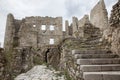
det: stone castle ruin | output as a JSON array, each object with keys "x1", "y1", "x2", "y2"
[
  {"x1": 2, "y1": 0, "x2": 120, "y2": 80},
  {"x1": 4, "y1": 0, "x2": 108, "y2": 51},
  {"x1": 4, "y1": 15, "x2": 63, "y2": 50}
]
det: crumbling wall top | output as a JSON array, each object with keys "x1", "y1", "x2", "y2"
[{"x1": 78, "y1": 15, "x2": 89, "y2": 28}]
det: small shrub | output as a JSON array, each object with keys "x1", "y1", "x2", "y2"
[{"x1": 33, "y1": 55, "x2": 43, "y2": 65}]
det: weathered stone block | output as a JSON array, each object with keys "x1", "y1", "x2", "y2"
[
  {"x1": 77, "y1": 58, "x2": 120, "y2": 65},
  {"x1": 83, "y1": 72, "x2": 120, "y2": 80},
  {"x1": 80, "y1": 65, "x2": 120, "y2": 72},
  {"x1": 74, "y1": 54, "x2": 119, "y2": 59}
]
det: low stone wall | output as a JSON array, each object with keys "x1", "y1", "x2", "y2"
[{"x1": 60, "y1": 49, "x2": 82, "y2": 80}]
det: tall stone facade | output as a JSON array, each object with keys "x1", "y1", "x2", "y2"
[
  {"x1": 4, "y1": 15, "x2": 63, "y2": 51},
  {"x1": 90, "y1": 0, "x2": 108, "y2": 30}
]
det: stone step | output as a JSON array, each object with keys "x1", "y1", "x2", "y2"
[
  {"x1": 74, "y1": 54, "x2": 119, "y2": 59},
  {"x1": 72, "y1": 50, "x2": 111, "y2": 55},
  {"x1": 80, "y1": 64, "x2": 120, "y2": 72},
  {"x1": 83, "y1": 71, "x2": 120, "y2": 80},
  {"x1": 77, "y1": 58, "x2": 120, "y2": 65}
]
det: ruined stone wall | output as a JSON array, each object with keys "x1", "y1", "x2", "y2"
[
  {"x1": 11, "y1": 47, "x2": 34, "y2": 77},
  {"x1": 65, "y1": 20, "x2": 69, "y2": 36},
  {"x1": 65, "y1": 20, "x2": 74, "y2": 37},
  {"x1": 60, "y1": 49, "x2": 77, "y2": 80},
  {"x1": 0, "y1": 48, "x2": 6, "y2": 80},
  {"x1": 18, "y1": 16, "x2": 63, "y2": 48},
  {"x1": 4, "y1": 14, "x2": 22, "y2": 51},
  {"x1": 18, "y1": 22, "x2": 38, "y2": 48},
  {"x1": 4, "y1": 15, "x2": 63, "y2": 49},
  {"x1": 68, "y1": 25, "x2": 73, "y2": 36},
  {"x1": 71, "y1": 15, "x2": 90, "y2": 38},
  {"x1": 78, "y1": 23, "x2": 101, "y2": 39},
  {"x1": 110, "y1": 0, "x2": 120, "y2": 27},
  {"x1": 4, "y1": 14, "x2": 15, "y2": 51},
  {"x1": 72, "y1": 17, "x2": 78, "y2": 36},
  {"x1": 71, "y1": 15, "x2": 101, "y2": 39},
  {"x1": 109, "y1": 0, "x2": 120, "y2": 55},
  {"x1": 90, "y1": 0, "x2": 108, "y2": 30},
  {"x1": 78, "y1": 15, "x2": 89, "y2": 28},
  {"x1": 77, "y1": 15, "x2": 90, "y2": 37}
]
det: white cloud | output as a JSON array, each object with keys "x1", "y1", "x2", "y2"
[{"x1": 0, "y1": 0, "x2": 118, "y2": 47}]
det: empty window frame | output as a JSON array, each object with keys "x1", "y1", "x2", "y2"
[
  {"x1": 41, "y1": 25, "x2": 46, "y2": 30},
  {"x1": 49, "y1": 38, "x2": 54, "y2": 44},
  {"x1": 33, "y1": 24, "x2": 36, "y2": 27},
  {"x1": 50, "y1": 25, "x2": 54, "y2": 31}
]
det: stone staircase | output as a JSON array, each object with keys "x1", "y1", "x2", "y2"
[{"x1": 72, "y1": 50, "x2": 120, "y2": 80}]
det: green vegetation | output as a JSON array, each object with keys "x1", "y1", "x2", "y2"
[
  {"x1": 63, "y1": 70, "x2": 73, "y2": 80},
  {"x1": 55, "y1": 72, "x2": 63, "y2": 77},
  {"x1": 4, "y1": 50, "x2": 15, "y2": 79},
  {"x1": 33, "y1": 55, "x2": 43, "y2": 65}
]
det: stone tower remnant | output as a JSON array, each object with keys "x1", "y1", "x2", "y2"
[{"x1": 90, "y1": 0, "x2": 108, "y2": 30}]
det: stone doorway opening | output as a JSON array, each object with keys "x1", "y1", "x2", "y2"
[{"x1": 45, "y1": 48, "x2": 50, "y2": 63}]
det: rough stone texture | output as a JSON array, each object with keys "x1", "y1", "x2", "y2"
[
  {"x1": 4, "y1": 15, "x2": 64, "y2": 79},
  {"x1": 12, "y1": 47, "x2": 34, "y2": 77},
  {"x1": 72, "y1": 17, "x2": 78, "y2": 36},
  {"x1": 110, "y1": 0, "x2": 120, "y2": 27},
  {"x1": 78, "y1": 15, "x2": 89, "y2": 28},
  {"x1": 78, "y1": 22, "x2": 101, "y2": 39},
  {"x1": 60, "y1": 48, "x2": 76, "y2": 80},
  {"x1": 65, "y1": 20, "x2": 69, "y2": 36},
  {"x1": 60, "y1": 48, "x2": 120, "y2": 80},
  {"x1": 3, "y1": 0, "x2": 120, "y2": 80},
  {"x1": 40, "y1": 46, "x2": 61, "y2": 69},
  {"x1": 4, "y1": 0, "x2": 110, "y2": 52},
  {"x1": 4, "y1": 14, "x2": 15, "y2": 51},
  {"x1": 111, "y1": 28, "x2": 120, "y2": 55},
  {"x1": 68, "y1": 25, "x2": 73, "y2": 36},
  {"x1": 90, "y1": 0, "x2": 108, "y2": 30},
  {"x1": 70, "y1": 14, "x2": 102, "y2": 40},
  {"x1": 0, "y1": 48, "x2": 6, "y2": 79},
  {"x1": 109, "y1": 0, "x2": 120, "y2": 55},
  {"x1": 4, "y1": 15, "x2": 63, "y2": 51},
  {"x1": 83, "y1": 72, "x2": 120, "y2": 80},
  {"x1": 77, "y1": 15, "x2": 90, "y2": 38},
  {"x1": 60, "y1": 36, "x2": 106, "y2": 80},
  {"x1": 1, "y1": 46, "x2": 34, "y2": 80}
]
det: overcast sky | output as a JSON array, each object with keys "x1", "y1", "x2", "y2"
[{"x1": 0, "y1": 0, "x2": 118, "y2": 47}]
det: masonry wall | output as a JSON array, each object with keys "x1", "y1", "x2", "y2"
[
  {"x1": 4, "y1": 14, "x2": 15, "y2": 51},
  {"x1": 78, "y1": 15, "x2": 89, "y2": 28},
  {"x1": 4, "y1": 15, "x2": 63, "y2": 49},
  {"x1": 90, "y1": 0, "x2": 108, "y2": 30},
  {"x1": 72, "y1": 17, "x2": 78, "y2": 36},
  {"x1": 109, "y1": 0, "x2": 120, "y2": 55}
]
